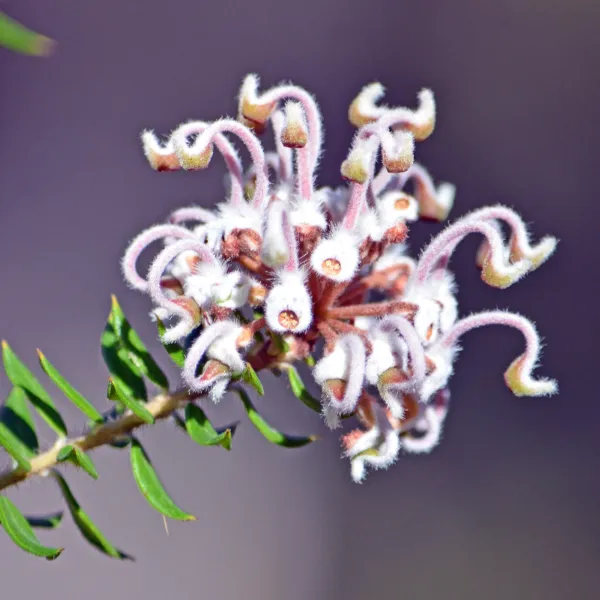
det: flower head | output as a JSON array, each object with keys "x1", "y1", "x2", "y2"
[{"x1": 123, "y1": 74, "x2": 558, "y2": 482}]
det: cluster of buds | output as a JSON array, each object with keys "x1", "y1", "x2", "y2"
[{"x1": 122, "y1": 74, "x2": 558, "y2": 483}]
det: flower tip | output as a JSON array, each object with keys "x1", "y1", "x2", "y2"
[
  {"x1": 348, "y1": 82, "x2": 385, "y2": 128},
  {"x1": 481, "y1": 257, "x2": 532, "y2": 289},
  {"x1": 511, "y1": 235, "x2": 558, "y2": 270},
  {"x1": 504, "y1": 356, "x2": 558, "y2": 397},
  {"x1": 173, "y1": 138, "x2": 214, "y2": 171}
]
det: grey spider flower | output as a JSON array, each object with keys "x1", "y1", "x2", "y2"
[{"x1": 122, "y1": 74, "x2": 558, "y2": 483}]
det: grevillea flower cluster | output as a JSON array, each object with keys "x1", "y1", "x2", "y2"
[{"x1": 122, "y1": 74, "x2": 558, "y2": 483}]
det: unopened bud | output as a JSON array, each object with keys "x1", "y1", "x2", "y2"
[
  {"x1": 141, "y1": 130, "x2": 180, "y2": 171},
  {"x1": 281, "y1": 101, "x2": 308, "y2": 148},
  {"x1": 348, "y1": 82, "x2": 385, "y2": 128}
]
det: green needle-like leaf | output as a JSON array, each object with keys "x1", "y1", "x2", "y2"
[
  {"x1": 26, "y1": 512, "x2": 63, "y2": 529},
  {"x1": 0, "y1": 387, "x2": 38, "y2": 458},
  {"x1": 0, "y1": 12, "x2": 55, "y2": 56},
  {"x1": 130, "y1": 438, "x2": 196, "y2": 521},
  {"x1": 234, "y1": 387, "x2": 316, "y2": 448},
  {"x1": 37, "y1": 350, "x2": 104, "y2": 424},
  {"x1": 2, "y1": 341, "x2": 67, "y2": 437},
  {"x1": 233, "y1": 363, "x2": 264, "y2": 396},
  {"x1": 109, "y1": 296, "x2": 169, "y2": 390},
  {"x1": 54, "y1": 473, "x2": 132, "y2": 560},
  {"x1": 0, "y1": 425, "x2": 31, "y2": 471},
  {"x1": 184, "y1": 403, "x2": 235, "y2": 451},
  {"x1": 0, "y1": 496, "x2": 63, "y2": 560},
  {"x1": 57, "y1": 445, "x2": 99, "y2": 480},
  {"x1": 109, "y1": 377, "x2": 154, "y2": 425},
  {"x1": 287, "y1": 366, "x2": 322, "y2": 413},
  {"x1": 156, "y1": 318, "x2": 185, "y2": 367}
]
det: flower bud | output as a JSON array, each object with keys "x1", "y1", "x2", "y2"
[
  {"x1": 238, "y1": 74, "x2": 277, "y2": 131},
  {"x1": 348, "y1": 82, "x2": 385, "y2": 127},
  {"x1": 281, "y1": 101, "x2": 308, "y2": 148},
  {"x1": 381, "y1": 130, "x2": 415, "y2": 173},
  {"x1": 141, "y1": 130, "x2": 180, "y2": 171}
]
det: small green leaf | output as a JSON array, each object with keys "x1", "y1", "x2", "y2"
[
  {"x1": 37, "y1": 350, "x2": 104, "y2": 424},
  {"x1": 54, "y1": 473, "x2": 132, "y2": 560},
  {"x1": 130, "y1": 438, "x2": 196, "y2": 521},
  {"x1": 57, "y1": 445, "x2": 99, "y2": 480},
  {"x1": 0, "y1": 496, "x2": 63, "y2": 560},
  {"x1": 239, "y1": 363, "x2": 264, "y2": 396},
  {"x1": 0, "y1": 12, "x2": 55, "y2": 56},
  {"x1": 304, "y1": 354, "x2": 316, "y2": 367},
  {"x1": 26, "y1": 512, "x2": 63, "y2": 529},
  {"x1": 109, "y1": 377, "x2": 154, "y2": 425},
  {"x1": 269, "y1": 332, "x2": 290, "y2": 354},
  {"x1": 0, "y1": 387, "x2": 38, "y2": 458},
  {"x1": 234, "y1": 387, "x2": 316, "y2": 448},
  {"x1": 156, "y1": 318, "x2": 185, "y2": 367},
  {"x1": 109, "y1": 296, "x2": 169, "y2": 390},
  {"x1": 101, "y1": 300, "x2": 148, "y2": 404},
  {"x1": 0, "y1": 400, "x2": 32, "y2": 471},
  {"x1": 2, "y1": 341, "x2": 67, "y2": 437},
  {"x1": 287, "y1": 366, "x2": 322, "y2": 413},
  {"x1": 184, "y1": 403, "x2": 234, "y2": 451}
]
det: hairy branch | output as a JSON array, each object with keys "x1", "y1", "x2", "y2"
[{"x1": 0, "y1": 390, "x2": 192, "y2": 492}]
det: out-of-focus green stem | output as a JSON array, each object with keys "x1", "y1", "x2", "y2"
[{"x1": 0, "y1": 12, "x2": 55, "y2": 56}]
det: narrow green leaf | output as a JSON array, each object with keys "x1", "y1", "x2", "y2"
[
  {"x1": 56, "y1": 445, "x2": 99, "y2": 480},
  {"x1": 26, "y1": 512, "x2": 63, "y2": 529},
  {"x1": 0, "y1": 496, "x2": 63, "y2": 560},
  {"x1": 184, "y1": 403, "x2": 234, "y2": 451},
  {"x1": 109, "y1": 377, "x2": 154, "y2": 425},
  {"x1": 2, "y1": 341, "x2": 67, "y2": 437},
  {"x1": 156, "y1": 318, "x2": 185, "y2": 367},
  {"x1": 234, "y1": 387, "x2": 316, "y2": 448},
  {"x1": 0, "y1": 409, "x2": 31, "y2": 471},
  {"x1": 0, "y1": 12, "x2": 55, "y2": 56},
  {"x1": 57, "y1": 445, "x2": 73, "y2": 462},
  {"x1": 101, "y1": 328, "x2": 147, "y2": 401},
  {"x1": 54, "y1": 473, "x2": 132, "y2": 560},
  {"x1": 304, "y1": 354, "x2": 316, "y2": 367},
  {"x1": 0, "y1": 387, "x2": 38, "y2": 458},
  {"x1": 240, "y1": 363, "x2": 264, "y2": 396},
  {"x1": 37, "y1": 350, "x2": 104, "y2": 424},
  {"x1": 72, "y1": 447, "x2": 98, "y2": 480},
  {"x1": 109, "y1": 296, "x2": 169, "y2": 390},
  {"x1": 287, "y1": 366, "x2": 322, "y2": 413},
  {"x1": 269, "y1": 332, "x2": 290, "y2": 354},
  {"x1": 130, "y1": 438, "x2": 196, "y2": 521}
]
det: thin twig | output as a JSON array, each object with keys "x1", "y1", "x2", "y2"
[{"x1": 0, "y1": 390, "x2": 193, "y2": 492}]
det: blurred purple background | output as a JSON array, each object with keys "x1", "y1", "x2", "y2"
[{"x1": 0, "y1": 0, "x2": 598, "y2": 598}]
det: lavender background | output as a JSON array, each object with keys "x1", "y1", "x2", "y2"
[{"x1": 0, "y1": 0, "x2": 598, "y2": 598}]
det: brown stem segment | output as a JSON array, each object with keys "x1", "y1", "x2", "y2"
[
  {"x1": 0, "y1": 390, "x2": 193, "y2": 492},
  {"x1": 326, "y1": 300, "x2": 418, "y2": 320}
]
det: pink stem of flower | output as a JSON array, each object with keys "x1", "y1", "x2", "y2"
[
  {"x1": 260, "y1": 86, "x2": 322, "y2": 174},
  {"x1": 183, "y1": 321, "x2": 240, "y2": 390},
  {"x1": 414, "y1": 219, "x2": 507, "y2": 283},
  {"x1": 271, "y1": 110, "x2": 293, "y2": 182},
  {"x1": 147, "y1": 239, "x2": 218, "y2": 341},
  {"x1": 168, "y1": 206, "x2": 216, "y2": 226},
  {"x1": 296, "y1": 146, "x2": 313, "y2": 202},
  {"x1": 177, "y1": 119, "x2": 269, "y2": 210},
  {"x1": 281, "y1": 206, "x2": 300, "y2": 272},
  {"x1": 334, "y1": 335, "x2": 367, "y2": 414},
  {"x1": 173, "y1": 122, "x2": 245, "y2": 207},
  {"x1": 378, "y1": 315, "x2": 426, "y2": 388},
  {"x1": 122, "y1": 224, "x2": 196, "y2": 291},
  {"x1": 341, "y1": 183, "x2": 367, "y2": 230}
]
